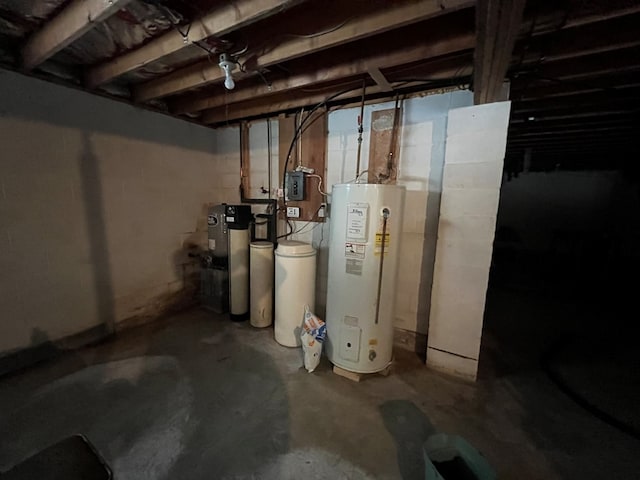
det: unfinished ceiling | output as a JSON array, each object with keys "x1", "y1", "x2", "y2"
[{"x1": 0, "y1": 0, "x2": 638, "y2": 171}]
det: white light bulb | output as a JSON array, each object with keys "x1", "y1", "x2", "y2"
[{"x1": 224, "y1": 73, "x2": 235, "y2": 90}]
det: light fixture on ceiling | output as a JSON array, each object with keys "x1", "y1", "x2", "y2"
[{"x1": 219, "y1": 53, "x2": 237, "y2": 90}]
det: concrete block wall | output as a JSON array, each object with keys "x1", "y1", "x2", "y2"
[
  {"x1": 0, "y1": 70, "x2": 218, "y2": 358},
  {"x1": 426, "y1": 102, "x2": 511, "y2": 380}
]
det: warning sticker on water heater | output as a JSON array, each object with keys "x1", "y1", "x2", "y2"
[
  {"x1": 345, "y1": 243, "x2": 366, "y2": 259},
  {"x1": 346, "y1": 203, "x2": 368, "y2": 241},
  {"x1": 374, "y1": 233, "x2": 391, "y2": 255},
  {"x1": 346, "y1": 259, "x2": 364, "y2": 276}
]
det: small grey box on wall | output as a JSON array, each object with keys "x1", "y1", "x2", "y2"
[{"x1": 286, "y1": 171, "x2": 305, "y2": 201}]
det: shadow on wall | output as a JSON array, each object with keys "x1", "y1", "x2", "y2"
[
  {"x1": 79, "y1": 132, "x2": 115, "y2": 335},
  {"x1": 0, "y1": 70, "x2": 216, "y2": 154},
  {"x1": 413, "y1": 116, "x2": 449, "y2": 357},
  {"x1": 0, "y1": 329, "x2": 58, "y2": 377},
  {"x1": 0, "y1": 134, "x2": 117, "y2": 376},
  {"x1": 381, "y1": 400, "x2": 437, "y2": 480}
]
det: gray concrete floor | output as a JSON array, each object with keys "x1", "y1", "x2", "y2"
[{"x1": 0, "y1": 306, "x2": 638, "y2": 479}]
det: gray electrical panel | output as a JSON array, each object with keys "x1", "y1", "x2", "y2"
[{"x1": 286, "y1": 171, "x2": 305, "y2": 201}]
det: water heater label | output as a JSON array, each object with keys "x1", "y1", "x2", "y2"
[
  {"x1": 346, "y1": 259, "x2": 363, "y2": 276},
  {"x1": 346, "y1": 203, "x2": 368, "y2": 241},
  {"x1": 345, "y1": 243, "x2": 366, "y2": 259}
]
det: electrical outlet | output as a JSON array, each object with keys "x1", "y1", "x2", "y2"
[
  {"x1": 318, "y1": 203, "x2": 327, "y2": 218},
  {"x1": 287, "y1": 206, "x2": 300, "y2": 218}
]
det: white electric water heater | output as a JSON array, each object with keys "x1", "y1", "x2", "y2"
[{"x1": 325, "y1": 183, "x2": 406, "y2": 373}]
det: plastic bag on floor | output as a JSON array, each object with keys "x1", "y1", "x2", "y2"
[{"x1": 301, "y1": 305, "x2": 326, "y2": 373}]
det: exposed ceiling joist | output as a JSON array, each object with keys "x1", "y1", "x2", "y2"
[
  {"x1": 518, "y1": 13, "x2": 640, "y2": 65},
  {"x1": 133, "y1": 0, "x2": 474, "y2": 102},
  {"x1": 510, "y1": 73, "x2": 640, "y2": 100},
  {"x1": 204, "y1": 87, "x2": 365, "y2": 125},
  {"x1": 509, "y1": 142, "x2": 635, "y2": 154},
  {"x1": 512, "y1": 90, "x2": 640, "y2": 114},
  {"x1": 511, "y1": 109, "x2": 639, "y2": 123},
  {"x1": 557, "y1": 0, "x2": 640, "y2": 31},
  {"x1": 86, "y1": 0, "x2": 303, "y2": 89},
  {"x1": 510, "y1": 120, "x2": 636, "y2": 134},
  {"x1": 22, "y1": 0, "x2": 134, "y2": 70},
  {"x1": 172, "y1": 26, "x2": 474, "y2": 114},
  {"x1": 524, "y1": 47, "x2": 640, "y2": 85},
  {"x1": 473, "y1": 0, "x2": 525, "y2": 104},
  {"x1": 202, "y1": 80, "x2": 439, "y2": 125},
  {"x1": 509, "y1": 129, "x2": 635, "y2": 140},
  {"x1": 514, "y1": 126, "x2": 634, "y2": 138}
]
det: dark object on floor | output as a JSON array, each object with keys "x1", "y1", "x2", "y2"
[
  {"x1": 433, "y1": 457, "x2": 479, "y2": 480},
  {"x1": 424, "y1": 433, "x2": 495, "y2": 480},
  {"x1": 1, "y1": 434, "x2": 112, "y2": 480}
]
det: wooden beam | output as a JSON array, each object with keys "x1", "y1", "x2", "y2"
[
  {"x1": 517, "y1": 14, "x2": 640, "y2": 65},
  {"x1": 134, "y1": 0, "x2": 474, "y2": 102},
  {"x1": 511, "y1": 110, "x2": 639, "y2": 124},
  {"x1": 512, "y1": 89, "x2": 640, "y2": 114},
  {"x1": 554, "y1": 0, "x2": 640, "y2": 31},
  {"x1": 510, "y1": 119, "x2": 636, "y2": 134},
  {"x1": 513, "y1": 126, "x2": 634, "y2": 138},
  {"x1": 509, "y1": 129, "x2": 634, "y2": 139},
  {"x1": 522, "y1": 47, "x2": 640, "y2": 86},
  {"x1": 22, "y1": 0, "x2": 134, "y2": 70},
  {"x1": 521, "y1": 0, "x2": 640, "y2": 38},
  {"x1": 473, "y1": 0, "x2": 525, "y2": 104},
  {"x1": 510, "y1": 72, "x2": 640, "y2": 100},
  {"x1": 171, "y1": 27, "x2": 474, "y2": 114},
  {"x1": 509, "y1": 142, "x2": 635, "y2": 154},
  {"x1": 86, "y1": 0, "x2": 303, "y2": 88},
  {"x1": 205, "y1": 85, "x2": 372, "y2": 125},
  {"x1": 367, "y1": 67, "x2": 393, "y2": 92},
  {"x1": 203, "y1": 81, "x2": 434, "y2": 125}
]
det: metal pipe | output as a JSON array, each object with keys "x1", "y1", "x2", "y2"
[
  {"x1": 239, "y1": 122, "x2": 274, "y2": 205},
  {"x1": 355, "y1": 79, "x2": 366, "y2": 178},
  {"x1": 267, "y1": 118, "x2": 272, "y2": 197},
  {"x1": 374, "y1": 208, "x2": 390, "y2": 325},
  {"x1": 384, "y1": 95, "x2": 402, "y2": 182}
]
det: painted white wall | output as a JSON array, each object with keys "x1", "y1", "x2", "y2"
[
  {"x1": 0, "y1": 70, "x2": 218, "y2": 357},
  {"x1": 426, "y1": 101, "x2": 511, "y2": 380}
]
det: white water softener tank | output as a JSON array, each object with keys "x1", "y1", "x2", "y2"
[
  {"x1": 228, "y1": 226, "x2": 249, "y2": 320},
  {"x1": 275, "y1": 241, "x2": 317, "y2": 347},
  {"x1": 326, "y1": 184, "x2": 405, "y2": 373},
  {"x1": 250, "y1": 241, "x2": 274, "y2": 328}
]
